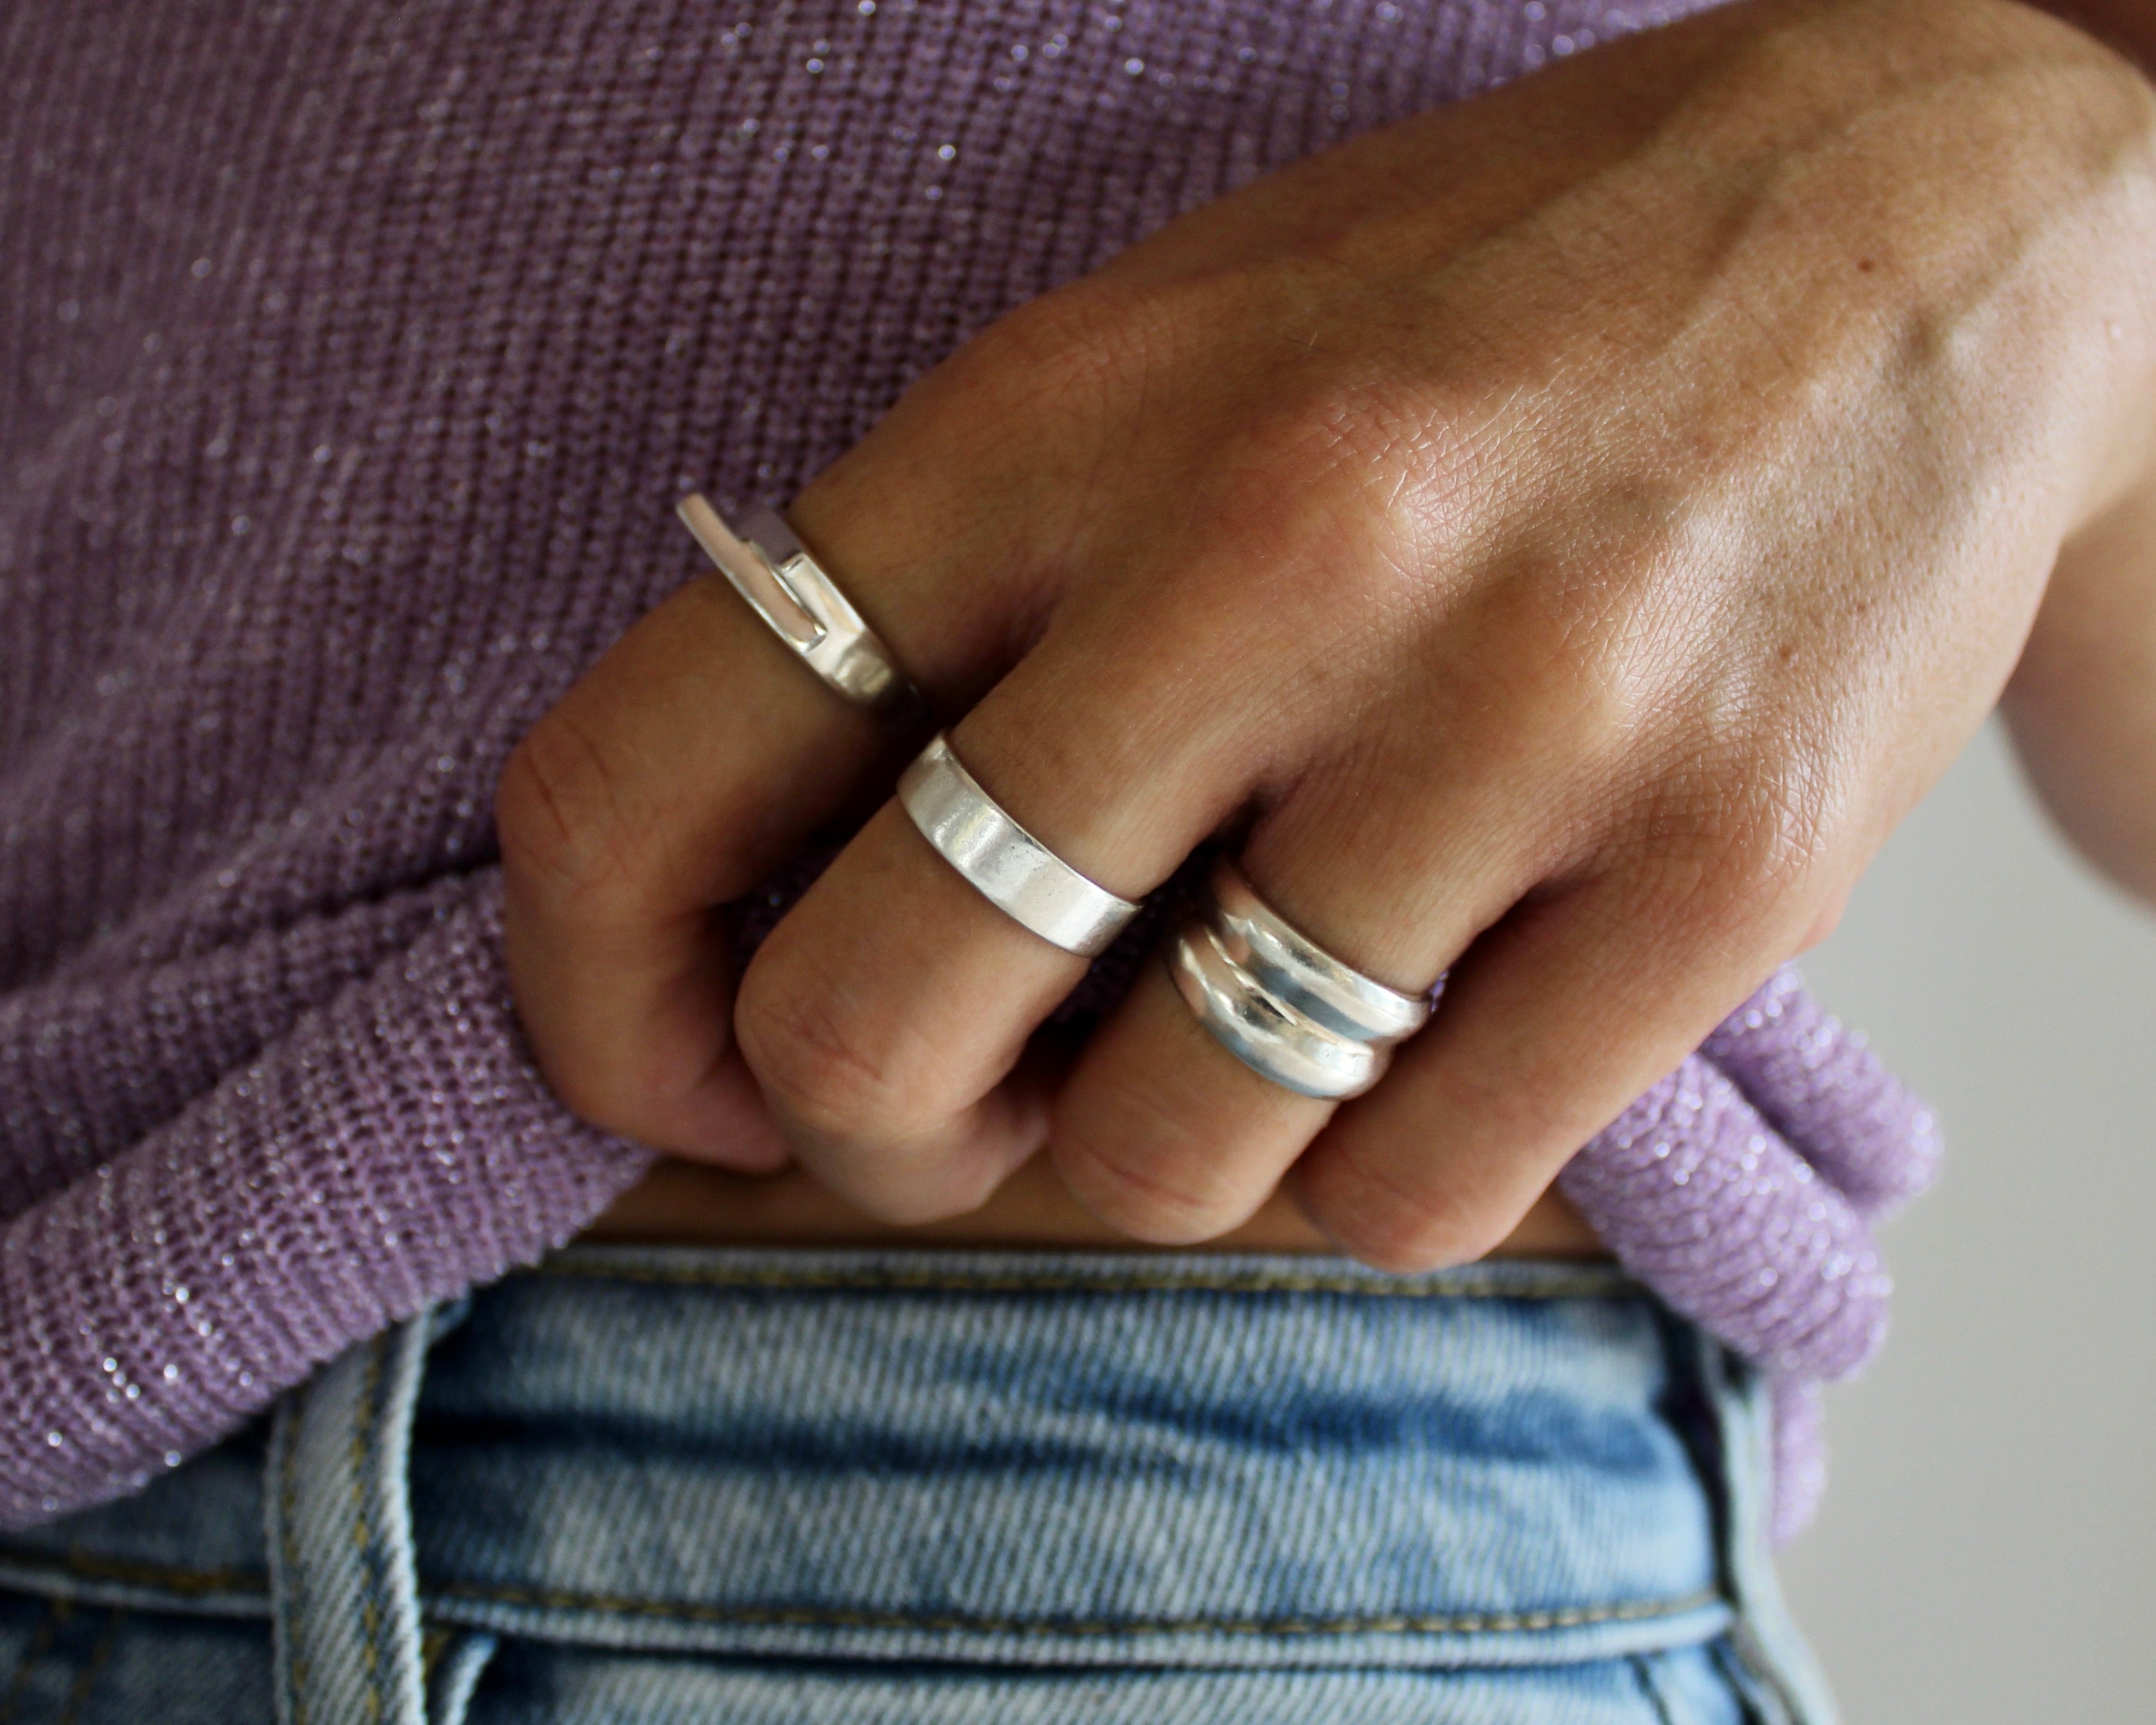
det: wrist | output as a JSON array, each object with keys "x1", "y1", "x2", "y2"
[
  {"x1": 2003, "y1": 461, "x2": 2156, "y2": 903},
  {"x1": 1992, "y1": 0, "x2": 2156, "y2": 534},
  {"x1": 1734, "y1": 0, "x2": 2156, "y2": 536},
  {"x1": 1970, "y1": 0, "x2": 2156, "y2": 532},
  {"x1": 2009, "y1": 0, "x2": 2156, "y2": 522}
]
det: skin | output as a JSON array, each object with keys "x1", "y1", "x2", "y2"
[
  {"x1": 498, "y1": 0, "x2": 2156, "y2": 1268},
  {"x1": 2010, "y1": 4, "x2": 2156, "y2": 900}
]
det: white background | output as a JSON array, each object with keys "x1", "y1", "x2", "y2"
[{"x1": 1779, "y1": 722, "x2": 2156, "y2": 1722}]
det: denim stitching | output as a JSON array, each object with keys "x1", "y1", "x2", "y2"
[
  {"x1": 350, "y1": 1335, "x2": 388, "y2": 1725},
  {"x1": 532, "y1": 1260, "x2": 1637, "y2": 1301},
  {"x1": 427, "y1": 1580, "x2": 1723, "y2": 1639},
  {"x1": 276, "y1": 1393, "x2": 312, "y2": 1725},
  {"x1": 0, "y1": 1551, "x2": 266, "y2": 1600},
  {"x1": 0, "y1": 1549, "x2": 1721, "y2": 1643}
]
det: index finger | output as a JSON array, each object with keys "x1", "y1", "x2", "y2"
[{"x1": 497, "y1": 559, "x2": 887, "y2": 1164}]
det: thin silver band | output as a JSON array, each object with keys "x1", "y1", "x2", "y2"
[
  {"x1": 1166, "y1": 857, "x2": 1430, "y2": 1100},
  {"x1": 677, "y1": 494, "x2": 927, "y2": 729},
  {"x1": 898, "y1": 733, "x2": 1140, "y2": 958}
]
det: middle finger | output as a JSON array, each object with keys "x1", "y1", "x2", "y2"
[{"x1": 731, "y1": 542, "x2": 1308, "y2": 1220}]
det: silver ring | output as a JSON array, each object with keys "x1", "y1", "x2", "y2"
[
  {"x1": 677, "y1": 494, "x2": 927, "y2": 729},
  {"x1": 1166, "y1": 856, "x2": 1431, "y2": 1099},
  {"x1": 898, "y1": 733, "x2": 1140, "y2": 958}
]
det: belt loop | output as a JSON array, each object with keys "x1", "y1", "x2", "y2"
[
  {"x1": 425, "y1": 1629, "x2": 500, "y2": 1725},
  {"x1": 265, "y1": 1314, "x2": 433, "y2": 1725},
  {"x1": 1691, "y1": 1334, "x2": 1842, "y2": 1725}
]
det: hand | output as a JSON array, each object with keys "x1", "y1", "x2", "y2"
[{"x1": 498, "y1": 0, "x2": 2156, "y2": 1268}]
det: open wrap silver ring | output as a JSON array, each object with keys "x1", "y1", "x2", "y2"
[
  {"x1": 898, "y1": 733, "x2": 1140, "y2": 958},
  {"x1": 677, "y1": 494, "x2": 927, "y2": 731},
  {"x1": 1166, "y1": 855, "x2": 1432, "y2": 1099}
]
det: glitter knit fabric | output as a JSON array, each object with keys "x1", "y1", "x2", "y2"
[
  {"x1": 1559, "y1": 967, "x2": 1940, "y2": 1540},
  {"x1": 0, "y1": 0, "x2": 1935, "y2": 1532}
]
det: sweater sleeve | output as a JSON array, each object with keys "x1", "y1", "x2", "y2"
[{"x1": 0, "y1": 877, "x2": 650, "y2": 1527}]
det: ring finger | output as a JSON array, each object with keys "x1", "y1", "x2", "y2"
[{"x1": 1046, "y1": 714, "x2": 1567, "y2": 1244}]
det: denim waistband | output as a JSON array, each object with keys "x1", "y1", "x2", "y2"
[{"x1": 0, "y1": 1247, "x2": 1833, "y2": 1724}]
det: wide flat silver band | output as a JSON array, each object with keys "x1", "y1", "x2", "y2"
[
  {"x1": 677, "y1": 494, "x2": 927, "y2": 729},
  {"x1": 898, "y1": 733, "x2": 1139, "y2": 958},
  {"x1": 1166, "y1": 858, "x2": 1430, "y2": 1100}
]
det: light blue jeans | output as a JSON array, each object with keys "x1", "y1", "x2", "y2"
[{"x1": 0, "y1": 1247, "x2": 1833, "y2": 1723}]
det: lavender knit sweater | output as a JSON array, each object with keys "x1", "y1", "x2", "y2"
[{"x1": 0, "y1": 0, "x2": 1938, "y2": 1536}]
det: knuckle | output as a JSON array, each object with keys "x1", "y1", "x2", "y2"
[
  {"x1": 1319, "y1": 1185, "x2": 1513, "y2": 1274},
  {"x1": 1051, "y1": 1127, "x2": 1240, "y2": 1246},
  {"x1": 962, "y1": 280, "x2": 1161, "y2": 422},
  {"x1": 1050, "y1": 1030, "x2": 1297, "y2": 1244},
  {"x1": 1495, "y1": 536, "x2": 1685, "y2": 756},
  {"x1": 1733, "y1": 778, "x2": 1835, "y2": 902},
  {"x1": 495, "y1": 708, "x2": 650, "y2": 909},
  {"x1": 1207, "y1": 388, "x2": 1434, "y2": 556},
  {"x1": 1234, "y1": 357, "x2": 1494, "y2": 526},
  {"x1": 1159, "y1": 392, "x2": 1474, "y2": 708},
  {"x1": 1638, "y1": 749, "x2": 1839, "y2": 936},
  {"x1": 733, "y1": 961, "x2": 935, "y2": 1145},
  {"x1": 1301, "y1": 1135, "x2": 1531, "y2": 1273}
]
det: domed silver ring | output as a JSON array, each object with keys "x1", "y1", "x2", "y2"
[{"x1": 1166, "y1": 856, "x2": 1431, "y2": 1099}]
